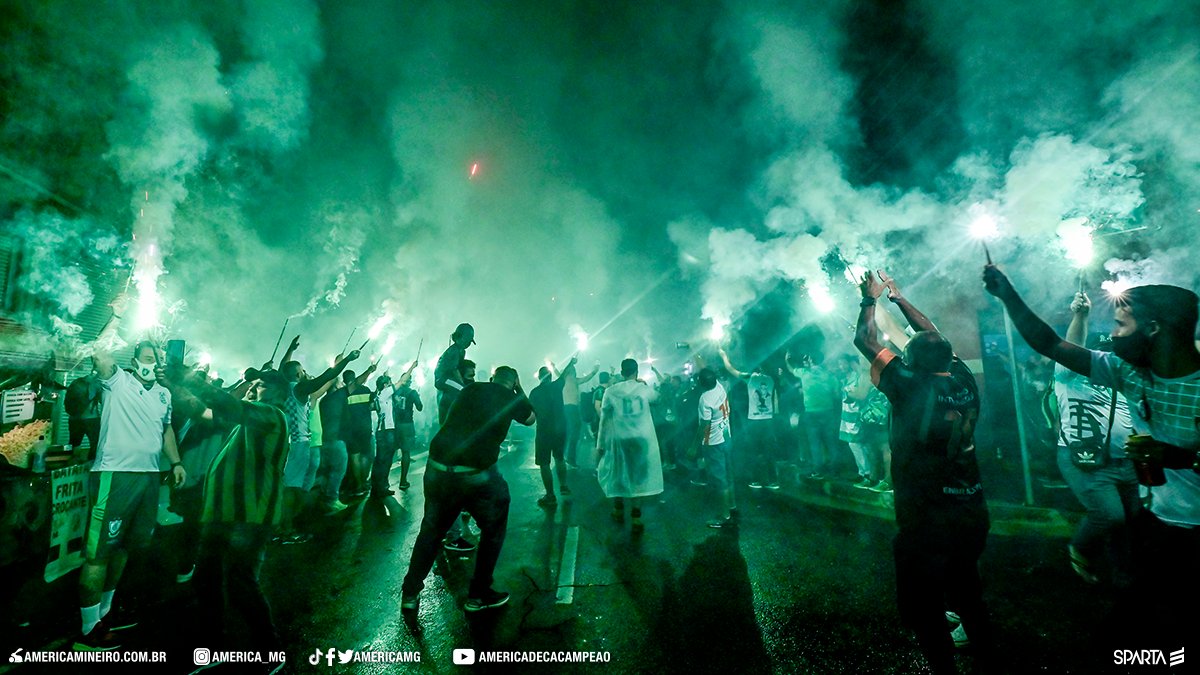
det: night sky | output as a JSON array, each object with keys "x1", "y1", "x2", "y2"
[{"x1": 2, "y1": 0, "x2": 1198, "y2": 375}]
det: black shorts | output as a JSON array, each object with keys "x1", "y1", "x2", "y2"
[
  {"x1": 535, "y1": 432, "x2": 566, "y2": 467},
  {"x1": 344, "y1": 431, "x2": 373, "y2": 456},
  {"x1": 86, "y1": 471, "x2": 161, "y2": 560}
]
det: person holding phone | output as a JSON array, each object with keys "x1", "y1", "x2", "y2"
[{"x1": 74, "y1": 295, "x2": 185, "y2": 651}]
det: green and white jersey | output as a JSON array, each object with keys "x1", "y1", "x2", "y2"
[{"x1": 1091, "y1": 351, "x2": 1200, "y2": 527}]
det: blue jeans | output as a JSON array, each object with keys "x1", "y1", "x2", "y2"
[
  {"x1": 372, "y1": 429, "x2": 397, "y2": 493},
  {"x1": 320, "y1": 441, "x2": 348, "y2": 505},
  {"x1": 402, "y1": 465, "x2": 510, "y2": 598},
  {"x1": 704, "y1": 441, "x2": 733, "y2": 491}
]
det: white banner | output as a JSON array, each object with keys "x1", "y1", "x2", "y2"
[{"x1": 44, "y1": 461, "x2": 91, "y2": 582}]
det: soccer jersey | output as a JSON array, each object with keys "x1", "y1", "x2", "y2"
[
  {"x1": 698, "y1": 383, "x2": 731, "y2": 445},
  {"x1": 1053, "y1": 364, "x2": 1134, "y2": 456},
  {"x1": 94, "y1": 368, "x2": 172, "y2": 473},
  {"x1": 201, "y1": 400, "x2": 290, "y2": 526},
  {"x1": 343, "y1": 384, "x2": 374, "y2": 438},
  {"x1": 1091, "y1": 351, "x2": 1200, "y2": 527},
  {"x1": 375, "y1": 385, "x2": 396, "y2": 430},
  {"x1": 392, "y1": 385, "x2": 422, "y2": 425},
  {"x1": 872, "y1": 349, "x2": 987, "y2": 531}
]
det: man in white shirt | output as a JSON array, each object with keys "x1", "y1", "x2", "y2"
[
  {"x1": 74, "y1": 298, "x2": 185, "y2": 651},
  {"x1": 697, "y1": 367, "x2": 737, "y2": 529},
  {"x1": 596, "y1": 359, "x2": 664, "y2": 533}
]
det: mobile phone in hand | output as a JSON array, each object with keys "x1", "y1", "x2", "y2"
[{"x1": 166, "y1": 340, "x2": 185, "y2": 367}]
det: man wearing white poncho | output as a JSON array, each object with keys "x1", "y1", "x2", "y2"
[{"x1": 596, "y1": 359, "x2": 664, "y2": 533}]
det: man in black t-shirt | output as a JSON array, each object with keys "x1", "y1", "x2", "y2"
[
  {"x1": 317, "y1": 379, "x2": 350, "y2": 513},
  {"x1": 529, "y1": 357, "x2": 576, "y2": 507},
  {"x1": 400, "y1": 366, "x2": 535, "y2": 615},
  {"x1": 853, "y1": 270, "x2": 992, "y2": 675},
  {"x1": 391, "y1": 375, "x2": 423, "y2": 490},
  {"x1": 341, "y1": 366, "x2": 378, "y2": 499}
]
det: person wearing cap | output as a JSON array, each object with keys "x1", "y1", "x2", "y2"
[
  {"x1": 400, "y1": 365, "x2": 535, "y2": 614},
  {"x1": 435, "y1": 323, "x2": 476, "y2": 424}
]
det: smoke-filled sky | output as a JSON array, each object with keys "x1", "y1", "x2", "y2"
[{"x1": 3, "y1": 0, "x2": 1199, "y2": 377}]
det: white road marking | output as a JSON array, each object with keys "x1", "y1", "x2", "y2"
[{"x1": 555, "y1": 526, "x2": 580, "y2": 605}]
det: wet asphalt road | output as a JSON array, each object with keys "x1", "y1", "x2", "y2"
[{"x1": 6, "y1": 437, "x2": 1140, "y2": 674}]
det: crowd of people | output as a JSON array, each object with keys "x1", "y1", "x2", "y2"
[{"x1": 51, "y1": 259, "x2": 1200, "y2": 675}]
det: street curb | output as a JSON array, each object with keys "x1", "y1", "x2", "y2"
[{"x1": 771, "y1": 473, "x2": 1075, "y2": 538}]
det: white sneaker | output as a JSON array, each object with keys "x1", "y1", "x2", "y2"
[{"x1": 176, "y1": 565, "x2": 196, "y2": 584}]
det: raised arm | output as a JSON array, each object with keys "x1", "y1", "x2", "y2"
[
  {"x1": 557, "y1": 357, "x2": 577, "y2": 382},
  {"x1": 717, "y1": 348, "x2": 748, "y2": 379},
  {"x1": 280, "y1": 335, "x2": 300, "y2": 367},
  {"x1": 853, "y1": 271, "x2": 887, "y2": 361},
  {"x1": 352, "y1": 361, "x2": 379, "y2": 390},
  {"x1": 91, "y1": 294, "x2": 129, "y2": 379},
  {"x1": 983, "y1": 265, "x2": 1092, "y2": 375},
  {"x1": 874, "y1": 306, "x2": 912, "y2": 351},
  {"x1": 1065, "y1": 292, "x2": 1089, "y2": 345},
  {"x1": 577, "y1": 364, "x2": 599, "y2": 385},
  {"x1": 878, "y1": 270, "x2": 937, "y2": 333},
  {"x1": 297, "y1": 349, "x2": 360, "y2": 398}
]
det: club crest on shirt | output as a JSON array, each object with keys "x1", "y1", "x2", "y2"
[
  {"x1": 107, "y1": 518, "x2": 123, "y2": 538},
  {"x1": 159, "y1": 392, "x2": 167, "y2": 405}
]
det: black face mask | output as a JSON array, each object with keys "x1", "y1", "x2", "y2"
[{"x1": 1111, "y1": 330, "x2": 1153, "y2": 368}]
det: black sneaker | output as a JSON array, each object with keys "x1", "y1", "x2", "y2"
[
  {"x1": 398, "y1": 481, "x2": 411, "y2": 490},
  {"x1": 464, "y1": 590, "x2": 510, "y2": 612},
  {"x1": 537, "y1": 494, "x2": 557, "y2": 508},
  {"x1": 73, "y1": 620, "x2": 121, "y2": 651},
  {"x1": 443, "y1": 537, "x2": 477, "y2": 552},
  {"x1": 401, "y1": 593, "x2": 420, "y2": 612}
]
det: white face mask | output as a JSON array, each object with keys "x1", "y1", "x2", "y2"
[{"x1": 134, "y1": 359, "x2": 157, "y2": 381}]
